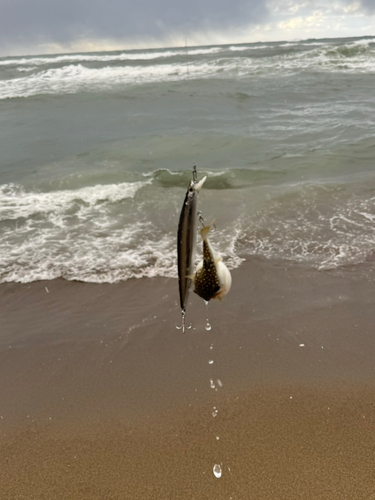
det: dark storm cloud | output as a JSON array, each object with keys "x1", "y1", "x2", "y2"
[{"x1": 0, "y1": 0, "x2": 269, "y2": 47}]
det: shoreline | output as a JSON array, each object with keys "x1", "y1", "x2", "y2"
[{"x1": 1, "y1": 258, "x2": 375, "y2": 498}]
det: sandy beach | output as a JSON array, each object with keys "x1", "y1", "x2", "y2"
[
  {"x1": 1, "y1": 258, "x2": 375, "y2": 499},
  {"x1": 2, "y1": 34, "x2": 375, "y2": 500}
]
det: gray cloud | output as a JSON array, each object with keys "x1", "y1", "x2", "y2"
[
  {"x1": 1, "y1": 0, "x2": 374, "y2": 55},
  {"x1": 0, "y1": 0, "x2": 269, "y2": 48},
  {"x1": 269, "y1": 0, "x2": 375, "y2": 15},
  {"x1": 356, "y1": 0, "x2": 375, "y2": 13}
]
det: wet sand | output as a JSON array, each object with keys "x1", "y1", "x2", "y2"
[{"x1": 1, "y1": 258, "x2": 375, "y2": 499}]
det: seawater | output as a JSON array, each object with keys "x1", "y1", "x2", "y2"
[{"x1": 1, "y1": 36, "x2": 375, "y2": 283}]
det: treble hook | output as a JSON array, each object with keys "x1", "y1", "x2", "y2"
[{"x1": 176, "y1": 309, "x2": 192, "y2": 334}]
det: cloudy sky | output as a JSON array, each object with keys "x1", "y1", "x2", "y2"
[{"x1": 1, "y1": 0, "x2": 374, "y2": 56}]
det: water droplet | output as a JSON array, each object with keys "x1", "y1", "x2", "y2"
[
  {"x1": 212, "y1": 408, "x2": 218, "y2": 417},
  {"x1": 216, "y1": 436, "x2": 220, "y2": 440},
  {"x1": 210, "y1": 379, "x2": 215, "y2": 389},
  {"x1": 209, "y1": 360, "x2": 214, "y2": 365},
  {"x1": 213, "y1": 464, "x2": 222, "y2": 478},
  {"x1": 217, "y1": 379, "x2": 223, "y2": 387},
  {"x1": 204, "y1": 301, "x2": 211, "y2": 330}
]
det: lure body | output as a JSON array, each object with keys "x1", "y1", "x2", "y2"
[{"x1": 177, "y1": 175, "x2": 206, "y2": 313}]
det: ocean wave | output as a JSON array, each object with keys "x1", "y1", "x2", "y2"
[
  {"x1": 3, "y1": 38, "x2": 372, "y2": 69},
  {"x1": 2, "y1": 38, "x2": 375, "y2": 99},
  {"x1": 0, "y1": 47, "x2": 222, "y2": 67},
  {"x1": 351, "y1": 37, "x2": 375, "y2": 47},
  {"x1": 1, "y1": 172, "x2": 375, "y2": 283},
  {"x1": 0, "y1": 180, "x2": 150, "y2": 221},
  {"x1": 325, "y1": 42, "x2": 372, "y2": 58},
  {"x1": 0, "y1": 180, "x2": 171, "y2": 283},
  {"x1": 0, "y1": 177, "x2": 242, "y2": 283},
  {"x1": 17, "y1": 66, "x2": 37, "y2": 72},
  {"x1": 186, "y1": 47, "x2": 223, "y2": 56},
  {"x1": 0, "y1": 225, "x2": 242, "y2": 284},
  {"x1": 243, "y1": 40, "x2": 375, "y2": 74},
  {"x1": 228, "y1": 45, "x2": 255, "y2": 51},
  {"x1": 147, "y1": 167, "x2": 289, "y2": 189},
  {"x1": 0, "y1": 61, "x2": 229, "y2": 99},
  {"x1": 0, "y1": 223, "x2": 176, "y2": 283},
  {"x1": 2, "y1": 181, "x2": 375, "y2": 283}
]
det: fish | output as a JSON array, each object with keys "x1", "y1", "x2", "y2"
[
  {"x1": 177, "y1": 172, "x2": 207, "y2": 316},
  {"x1": 191, "y1": 223, "x2": 232, "y2": 302}
]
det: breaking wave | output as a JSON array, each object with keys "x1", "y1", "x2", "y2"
[
  {"x1": 0, "y1": 61, "x2": 226, "y2": 99},
  {"x1": 0, "y1": 47, "x2": 222, "y2": 67},
  {"x1": 1, "y1": 37, "x2": 375, "y2": 99},
  {"x1": 0, "y1": 176, "x2": 243, "y2": 283},
  {"x1": 1, "y1": 167, "x2": 375, "y2": 283}
]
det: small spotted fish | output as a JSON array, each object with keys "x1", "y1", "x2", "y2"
[{"x1": 191, "y1": 223, "x2": 232, "y2": 302}]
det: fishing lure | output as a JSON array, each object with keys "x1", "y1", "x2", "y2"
[{"x1": 177, "y1": 166, "x2": 206, "y2": 332}]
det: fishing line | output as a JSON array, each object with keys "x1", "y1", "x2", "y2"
[{"x1": 185, "y1": 35, "x2": 190, "y2": 78}]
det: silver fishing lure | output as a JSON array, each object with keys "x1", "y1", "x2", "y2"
[{"x1": 177, "y1": 166, "x2": 206, "y2": 332}]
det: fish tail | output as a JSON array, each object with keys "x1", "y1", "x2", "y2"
[{"x1": 200, "y1": 220, "x2": 215, "y2": 241}]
